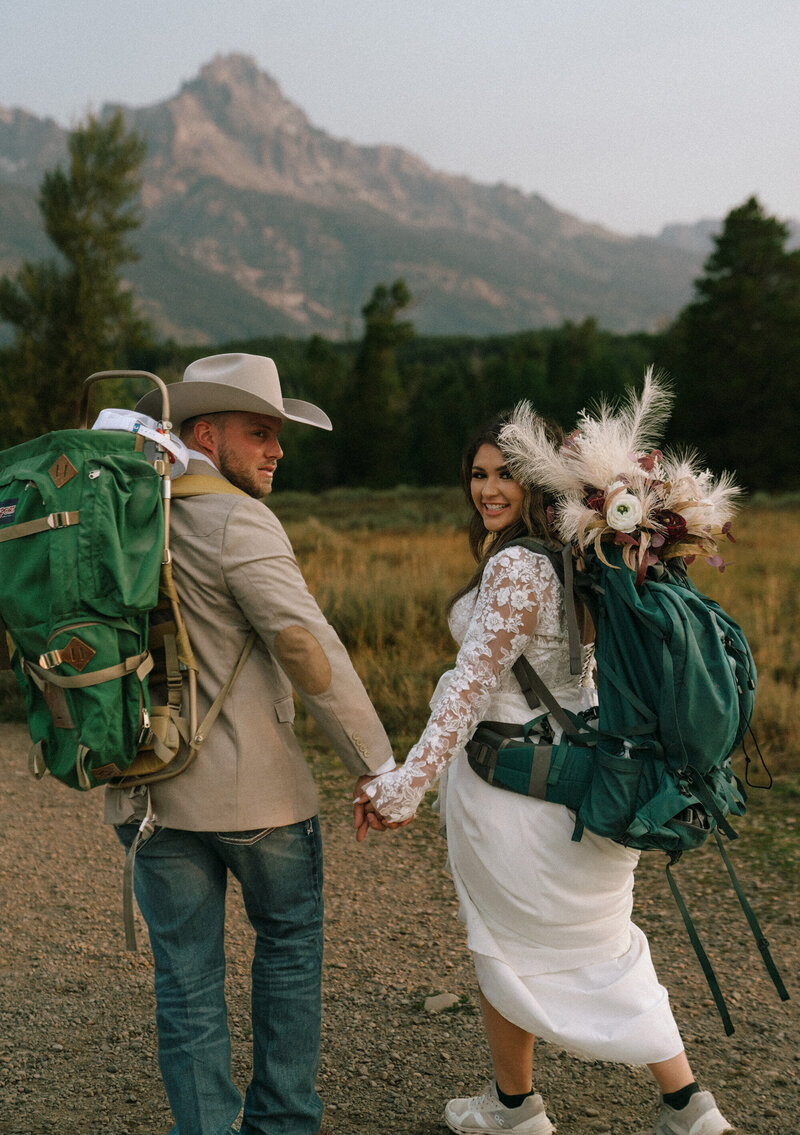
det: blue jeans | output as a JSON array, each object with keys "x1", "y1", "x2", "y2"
[{"x1": 116, "y1": 818, "x2": 324, "y2": 1135}]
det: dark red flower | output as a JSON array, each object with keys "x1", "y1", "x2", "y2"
[{"x1": 654, "y1": 509, "x2": 687, "y2": 541}]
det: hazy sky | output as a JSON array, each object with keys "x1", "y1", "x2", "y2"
[{"x1": 2, "y1": 0, "x2": 797, "y2": 235}]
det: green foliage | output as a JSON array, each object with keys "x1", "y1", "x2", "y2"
[
  {"x1": 0, "y1": 112, "x2": 152, "y2": 444},
  {"x1": 338, "y1": 280, "x2": 414, "y2": 487},
  {"x1": 199, "y1": 304, "x2": 659, "y2": 491},
  {"x1": 664, "y1": 197, "x2": 800, "y2": 490}
]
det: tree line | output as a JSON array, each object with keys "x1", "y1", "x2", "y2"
[{"x1": 1, "y1": 115, "x2": 798, "y2": 492}]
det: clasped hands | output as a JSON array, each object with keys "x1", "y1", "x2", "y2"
[{"x1": 352, "y1": 774, "x2": 412, "y2": 842}]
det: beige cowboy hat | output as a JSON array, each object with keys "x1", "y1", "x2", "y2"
[{"x1": 136, "y1": 352, "x2": 332, "y2": 430}]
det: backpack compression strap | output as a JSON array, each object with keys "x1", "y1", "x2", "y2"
[{"x1": 0, "y1": 510, "x2": 80, "y2": 543}]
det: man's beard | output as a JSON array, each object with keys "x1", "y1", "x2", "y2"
[{"x1": 216, "y1": 438, "x2": 272, "y2": 499}]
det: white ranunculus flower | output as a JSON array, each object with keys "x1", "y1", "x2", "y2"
[{"x1": 605, "y1": 492, "x2": 643, "y2": 532}]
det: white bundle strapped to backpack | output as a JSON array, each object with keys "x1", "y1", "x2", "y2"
[{"x1": 91, "y1": 408, "x2": 191, "y2": 477}]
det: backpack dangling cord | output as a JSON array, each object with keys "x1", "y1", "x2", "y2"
[
  {"x1": 664, "y1": 853, "x2": 735, "y2": 1036},
  {"x1": 713, "y1": 830, "x2": 790, "y2": 1002},
  {"x1": 741, "y1": 725, "x2": 773, "y2": 789},
  {"x1": 122, "y1": 790, "x2": 157, "y2": 952}
]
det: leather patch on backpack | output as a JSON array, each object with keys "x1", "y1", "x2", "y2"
[
  {"x1": 59, "y1": 636, "x2": 96, "y2": 672},
  {"x1": 49, "y1": 454, "x2": 78, "y2": 488},
  {"x1": 91, "y1": 762, "x2": 125, "y2": 781}
]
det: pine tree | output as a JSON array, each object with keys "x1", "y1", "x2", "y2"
[
  {"x1": 340, "y1": 281, "x2": 414, "y2": 486},
  {"x1": 0, "y1": 111, "x2": 151, "y2": 443},
  {"x1": 666, "y1": 197, "x2": 800, "y2": 490}
]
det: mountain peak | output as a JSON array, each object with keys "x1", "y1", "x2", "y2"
[
  {"x1": 188, "y1": 53, "x2": 286, "y2": 105},
  {"x1": 199, "y1": 52, "x2": 263, "y2": 83}
]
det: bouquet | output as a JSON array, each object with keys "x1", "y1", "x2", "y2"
[{"x1": 499, "y1": 368, "x2": 741, "y2": 585}]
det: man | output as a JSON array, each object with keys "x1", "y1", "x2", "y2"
[{"x1": 105, "y1": 353, "x2": 396, "y2": 1135}]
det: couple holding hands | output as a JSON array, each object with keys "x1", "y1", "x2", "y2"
[{"x1": 109, "y1": 353, "x2": 735, "y2": 1135}]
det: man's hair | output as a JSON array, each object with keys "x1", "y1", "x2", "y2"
[{"x1": 179, "y1": 411, "x2": 228, "y2": 446}]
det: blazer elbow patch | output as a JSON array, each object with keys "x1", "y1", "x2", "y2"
[{"x1": 274, "y1": 625, "x2": 332, "y2": 695}]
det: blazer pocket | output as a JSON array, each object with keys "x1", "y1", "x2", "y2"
[{"x1": 274, "y1": 694, "x2": 295, "y2": 724}]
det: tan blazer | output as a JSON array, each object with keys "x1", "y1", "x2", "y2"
[{"x1": 105, "y1": 461, "x2": 393, "y2": 830}]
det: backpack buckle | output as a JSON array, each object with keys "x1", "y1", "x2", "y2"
[
  {"x1": 47, "y1": 511, "x2": 76, "y2": 530},
  {"x1": 137, "y1": 708, "x2": 152, "y2": 746}
]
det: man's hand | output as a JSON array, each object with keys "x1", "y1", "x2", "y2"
[{"x1": 352, "y1": 775, "x2": 412, "y2": 842}]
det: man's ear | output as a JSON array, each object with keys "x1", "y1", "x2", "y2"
[{"x1": 190, "y1": 417, "x2": 219, "y2": 460}]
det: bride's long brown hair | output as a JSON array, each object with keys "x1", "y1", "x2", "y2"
[{"x1": 446, "y1": 411, "x2": 564, "y2": 615}]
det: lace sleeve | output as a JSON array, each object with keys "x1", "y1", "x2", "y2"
[{"x1": 363, "y1": 547, "x2": 559, "y2": 822}]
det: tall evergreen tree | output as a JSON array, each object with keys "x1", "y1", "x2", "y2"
[
  {"x1": 0, "y1": 111, "x2": 151, "y2": 443},
  {"x1": 340, "y1": 280, "x2": 414, "y2": 486},
  {"x1": 665, "y1": 196, "x2": 800, "y2": 490}
]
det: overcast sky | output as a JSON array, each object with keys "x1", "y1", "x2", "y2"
[{"x1": 2, "y1": 0, "x2": 797, "y2": 235}]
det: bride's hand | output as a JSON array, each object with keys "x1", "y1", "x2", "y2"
[{"x1": 352, "y1": 776, "x2": 412, "y2": 841}]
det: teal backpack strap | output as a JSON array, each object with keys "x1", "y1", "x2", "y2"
[
  {"x1": 512, "y1": 655, "x2": 581, "y2": 737},
  {"x1": 508, "y1": 537, "x2": 583, "y2": 675},
  {"x1": 596, "y1": 659, "x2": 659, "y2": 738},
  {"x1": 665, "y1": 853, "x2": 735, "y2": 1036},
  {"x1": 559, "y1": 542, "x2": 583, "y2": 676},
  {"x1": 713, "y1": 831, "x2": 790, "y2": 1002},
  {"x1": 684, "y1": 768, "x2": 739, "y2": 841}
]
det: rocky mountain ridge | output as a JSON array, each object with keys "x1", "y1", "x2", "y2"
[{"x1": 0, "y1": 54, "x2": 737, "y2": 342}]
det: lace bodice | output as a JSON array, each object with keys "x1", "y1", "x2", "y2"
[{"x1": 363, "y1": 545, "x2": 590, "y2": 823}]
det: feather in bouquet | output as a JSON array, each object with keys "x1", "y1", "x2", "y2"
[{"x1": 499, "y1": 367, "x2": 742, "y2": 585}]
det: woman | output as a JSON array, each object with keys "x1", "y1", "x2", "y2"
[{"x1": 356, "y1": 391, "x2": 735, "y2": 1135}]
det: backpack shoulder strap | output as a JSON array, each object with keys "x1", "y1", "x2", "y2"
[
  {"x1": 172, "y1": 474, "x2": 251, "y2": 499},
  {"x1": 486, "y1": 536, "x2": 585, "y2": 720},
  {"x1": 504, "y1": 537, "x2": 582, "y2": 676}
]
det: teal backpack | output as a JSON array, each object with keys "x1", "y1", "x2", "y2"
[{"x1": 466, "y1": 537, "x2": 789, "y2": 1033}]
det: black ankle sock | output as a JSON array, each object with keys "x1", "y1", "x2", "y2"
[
  {"x1": 663, "y1": 1082, "x2": 700, "y2": 1111},
  {"x1": 496, "y1": 1084, "x2": 534, "y2": 1109}
]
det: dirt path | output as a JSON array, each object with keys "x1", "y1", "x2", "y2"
[{"x1": 1, "y1": 724, "x2": 797, "y2": 1134}]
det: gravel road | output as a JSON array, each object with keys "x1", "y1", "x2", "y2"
[{"x1": 1, "y1": 724, "x2": 797, "y2": 1134}]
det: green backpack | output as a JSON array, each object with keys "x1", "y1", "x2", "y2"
[
  {"x1": 466, "y1": 537, "x2": 788, "y2": 1033},
  {"x1": 0, "y1": 371, "x2": 254, "y2": 947},
  {"x1": 0, "y1": 425, "x2": 169, "y2": 786}
]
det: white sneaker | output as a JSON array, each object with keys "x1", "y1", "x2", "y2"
[
  {"x1": 647, "y1": 1090, "x2": 735, "y2": 1135},
  {"x1": 443, "y1": 1080, "x2": 555, "y2": 1134}
]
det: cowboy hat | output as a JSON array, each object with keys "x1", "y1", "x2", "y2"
[{"x1": 135, "y1": 353, "x2": 332, "y2": 430}]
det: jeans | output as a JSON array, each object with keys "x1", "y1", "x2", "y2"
[{"x1": 116, "y1": 818, "x2": 324, "y2": 1135}]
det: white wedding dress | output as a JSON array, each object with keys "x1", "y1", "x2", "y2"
[{"x1": 364, "y1": 545, "x2": 683, "y2": 1063}]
